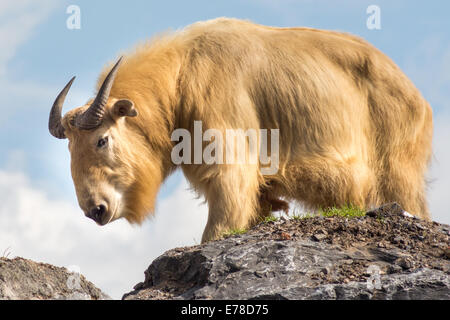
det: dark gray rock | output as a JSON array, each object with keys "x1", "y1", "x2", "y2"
[
  {"x1": 124, "y1": 204, "x2": 450, "y2": 300},
  {"x1": 366, "y1": 202, "x2": 405, "y2": 218},
  {"x1": 123, "y1": 237, "x2": 449, "y2": 300}
]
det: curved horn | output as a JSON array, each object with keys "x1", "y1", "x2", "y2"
[
  {"x1": 48, "y1": 76, "x2": 76, "y2": 139},
  {"x1": 75, "y1": 57, "x2": 123, "y2": 130}
]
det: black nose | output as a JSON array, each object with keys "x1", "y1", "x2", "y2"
[{"x1": 87, "y1": 205, "x2": 106, "y2": 223}]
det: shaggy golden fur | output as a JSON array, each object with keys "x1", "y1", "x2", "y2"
[{"x1": 62, "y1": 18, "x2": 433, "y2": 242}]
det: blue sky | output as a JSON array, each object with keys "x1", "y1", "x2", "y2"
[{"x1": 1, "y1": 0, "x2": 449, "y2": 298}]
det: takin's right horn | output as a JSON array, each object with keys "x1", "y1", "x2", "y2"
[
  {"x1": 48, "y1": 76, "x2": 76, "y2": 139},
  {"x1": 74, "y1": 57, "x2": 123, "y2": 130}
]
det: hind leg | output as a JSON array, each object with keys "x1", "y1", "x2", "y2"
[
  {"x1": 376, "y1": 99, "x2": 432, "y2": 220},
  {"x1": 379, "y1": 160, "x2": 430, "y2": 220}
]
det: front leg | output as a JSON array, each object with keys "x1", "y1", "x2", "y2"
[{"x1": 200, "y1": 165, "x2": 261, "y2": 243}]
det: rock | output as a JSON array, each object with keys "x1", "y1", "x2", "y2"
[
  {"x1": 0, "y1": 257, "x2": 109, "y2": 300},
  {"x1": 3, "y1": 202, "x2": 448, "y2": 300},
  {"x1": 366, "y1": 202, "x2": 404, "y2": 218},
  {"x1": 387, "y1": 264, "x2": 403, "y2": 274},
  {"x1": 278, "y1": 232, "x2": 291, "y2": 241},
  {"x1": 312, "y1": 233, "x2": 327, "y2": 241},
  {"x1": 392, "y1": 236, "x2": 403, "y2": 244},
  {"x1": 445, "y1": 247, "x2": 450, "y2": 259},
  {"x1": 321, "y1": 267, "x2": 330, "y2": 275},
  {"x1": 395, "y1": 257, "x2": 414, "y2": 270},
  {"x1": 124, "y1": 204, "x2": 450, "y2": 300}
]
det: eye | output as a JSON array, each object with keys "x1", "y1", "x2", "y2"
[{"x1": 97, "y1": 136, "x2": 108, "y2": 149}]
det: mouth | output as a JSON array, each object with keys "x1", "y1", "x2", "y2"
[
  {"x1": 97, "y1": 206, "x2": 119, "y2": 226},
  {"x1": 96, "y1": 213, "x2": 112, "y2": 226},
  {"x1": 105, "y1": 205, "x2": 119, "y2": 225}
]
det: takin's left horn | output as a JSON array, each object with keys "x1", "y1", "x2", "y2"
[
  {"x1": 48, "y1": 76, "x2": 76, "y2": 139},
  {"x1": 75, "y1": 56, "x2": 123, "y2": 130}
]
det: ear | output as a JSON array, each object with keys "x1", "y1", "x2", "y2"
[{"x1": 112, "y1": 99, "x2": 138, "y2": 118}]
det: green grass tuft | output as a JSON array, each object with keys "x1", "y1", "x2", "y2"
[
  {"x1": 292, "y1": 212, "x2": 316, "y2": 220},
  {"x1": 222, "y1": 228, "x2": 248, "y2": 238},
  {"x1": 319, "y1": 205, "x2": 366, "y2": 218},
  {"x1": 261, "y1": 215, "x2": 279, "y2": 223}
]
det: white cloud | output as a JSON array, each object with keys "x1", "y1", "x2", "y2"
[{"x1": 0, "y1": 169, "x2": 208, "y2": 299}]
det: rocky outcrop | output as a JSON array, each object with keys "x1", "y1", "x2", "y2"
[
  {"x1": 124, "y1": 203, "x2": 450, "y2": 300},
  {"x1": 1, "y1": 203, "x2": 448, "y2": 300},
  {"x1": 0, "y1": 257, "x2": 108, "y2": 300}
]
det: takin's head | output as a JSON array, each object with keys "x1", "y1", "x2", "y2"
[{"x1": 49, "y1": 57, "x2": 165, "y2": 226}]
